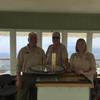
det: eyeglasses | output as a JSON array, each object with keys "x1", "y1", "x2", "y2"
[{"x1": 53, "y1": 37, "x2": 60, "y2": 39}]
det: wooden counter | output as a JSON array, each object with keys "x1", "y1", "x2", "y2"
[{"x1": 35, "y1": 72, "x2": 93, "y2": 100}]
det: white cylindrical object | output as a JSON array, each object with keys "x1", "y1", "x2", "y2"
[
  {"x1": 20, "y1": 71, "x2": 23, "y2": 76},
  {"x1": 52, "y1": 53, "x2": 56, "y2": 70}
]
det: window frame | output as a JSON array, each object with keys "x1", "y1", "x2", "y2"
[{"x1": 0, "y1": 29, "x2": 100, "y2": 75}]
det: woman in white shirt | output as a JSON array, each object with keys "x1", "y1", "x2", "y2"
[{"x1": 70, "y1": 38, "x2": 96, "y2": 81}]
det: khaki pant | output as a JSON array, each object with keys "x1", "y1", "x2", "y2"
[{"x1": 17, "y1": 74, "x2": 37, "y2": 100}]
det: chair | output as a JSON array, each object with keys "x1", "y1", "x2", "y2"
[{"x1": 0, "y1": 74, "x2": 17, "y2": 100}]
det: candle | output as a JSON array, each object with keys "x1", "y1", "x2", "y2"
[{"x1": 52, "y1": 53, "x2": 56, "y2": 71}]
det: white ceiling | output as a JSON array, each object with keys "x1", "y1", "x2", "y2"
[{"x1": 0, "y1": 0, "x2": 100, "y2": 13}]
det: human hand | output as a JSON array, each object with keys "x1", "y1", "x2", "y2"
[
  {"x1": 16, "y1": 75, "x2": 23, "y2": 90},
  {"x1": 77, "y1": 70, "x2": 84, "y2": 75},
  {"x1": 74, "y1": 69, "x2": 84, "y2": 75}
]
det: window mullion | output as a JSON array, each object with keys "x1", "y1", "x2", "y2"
[
  {"x1": 86, "y1": 32, "x2": 93, "y2": 52},
  {"x1": 62, "y1": 32, "x2": 67, "y2": 49},
  {"x1": 10, "y1": 30, "x2": 16, "y2": 75}
]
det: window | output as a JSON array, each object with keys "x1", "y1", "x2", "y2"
[
  {"x1": 0, "y1": 31, "x2": 10, "y2": 74},
  {"x1": 2, "y1": 30, "x2": 99, "y2": 75},
  {"x1": 67, "y1": 33, "x2": 87, "y2": 58},
  {"x1": 93, "y1": 33, "x2": 100, "y2": 62},
  {"x1": 42, "y1": 32, "x2": 53, "y2": 53},
  {"x1": 93, "y1": 33, "x2": 100, "y2": 74},
  {"x1": 16, "y1": 32, "x2": 29, "y2": 55}
]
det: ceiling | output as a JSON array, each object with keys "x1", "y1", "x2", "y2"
[{"x1": 0, "y1": 0, "x2": 100, "y2": 13}]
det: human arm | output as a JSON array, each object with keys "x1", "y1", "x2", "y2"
[
  {"x1": 46, "y1": 45, "x2": 52, "y2": 65},
  {"x1": 60, "y1": 44, "x2": 68, "y2": 70},
  {"x1": 16, "y1": 49, "x2": 24, "y2": 89},
  {"x1": 83, "y1": 53, "x2": 96, "y2": 76},
  {"x1": 42, "y1": 49, "x2": 46, "y2": 65}
]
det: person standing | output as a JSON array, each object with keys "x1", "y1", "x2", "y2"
[
  {"x1": 16, "y1": 32, "x2": 46, "y2": 100},
  {"x1": 46, "y1": 32, "x2": 68, "y2": 70},
  {"x1": 70, "y1": 38, "x2": 96, "y2": 82}
]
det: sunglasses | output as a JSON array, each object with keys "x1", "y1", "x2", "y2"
[{"x1": 53, "y1": 36, "x2": 60, "y2": 39}]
